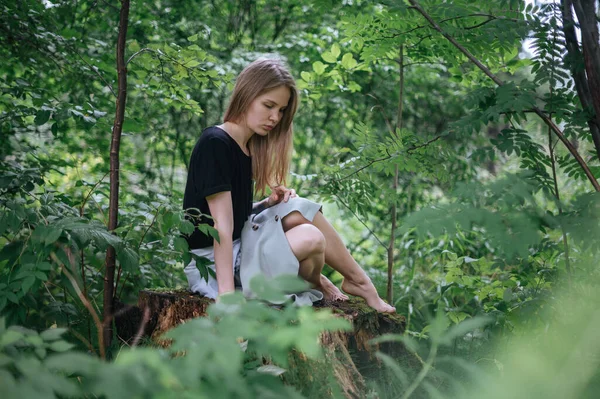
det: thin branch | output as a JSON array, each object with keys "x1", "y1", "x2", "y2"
[
  {"x1": 98, "y1": 0, "x2": 120, "y2": 12},
  {"x1": 408, "y1": 1, "x2": 503, "y2": 86},
  {"x1": 463, "y1": 17, "x2": 497, "y2": 30},
  {"x1": 333, "y1": 193, "x2": 387, "y2": 250},
  {"x1": 68, "y1": 327, "x2": 97, "y2": 355},
  {"x1": 127, "y1": 48, "x2": 155, "y2": 65},
  {"x1": 380, "y1": 13, "x2": 522, "y2": 39},
  {"x1": 138, "y1": 205, "x2": 162, "y2": 249},
  {"x1": 401, "y1": 61, "x2": 446, "y2": 68},
  {"x1": 367, "y1": 93, "x2": 395, "y2": 133},
  {"x1": 75, "y1": 52, "x2": 116, "y2": 97},
  {"x1": 336, "y1": 134, "x2": 444, "y2": 182},
  {"x1": 80, "y1": 172, "x2": 110, "y2": 216},
  {"x1": 51, "y1": 252, "x2": 105, "y2": 359},
  {"x1": 405, "y1": 34, "x2": 434, "y2": 48},
  {"x1": 407, "y1": 134, "x2": 443, "y2": 154},
  {"x1": 338, "y1": 153, "x2": 393, "y2": 181}
]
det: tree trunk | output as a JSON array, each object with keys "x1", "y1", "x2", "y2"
[
  {"x1": 103, "y1": 0, "x2": 130, "y2": 355},
  {"x1": 115, "y1": 290, "x2": 409, "y2": 399}
]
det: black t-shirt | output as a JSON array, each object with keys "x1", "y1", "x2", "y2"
[{"x1": 183, "y1": 126, "x2": 253, "y2": 249}]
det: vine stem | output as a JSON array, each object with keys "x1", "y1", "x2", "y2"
[{"x1": 408, "y1": 0, "x2": 600, "y2": 192}]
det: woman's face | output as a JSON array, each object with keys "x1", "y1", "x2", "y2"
[{"x1": 244, "y1": 85, "x2": 291, "y2": 136}]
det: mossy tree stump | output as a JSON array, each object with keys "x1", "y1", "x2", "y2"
[{"x1": 115, "y1": 290, "x2": 407, "y2": 399}]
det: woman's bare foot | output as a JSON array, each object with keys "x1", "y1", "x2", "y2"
[
  {"x1": 318, "y1": 274, "x2": 349, "y2": 301},
  {"x1": 341, "y1": 276, "x2": 396, "y2": 313}
]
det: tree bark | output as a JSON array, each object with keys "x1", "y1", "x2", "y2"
[
  {"x1": 103, "y1": 0, "x2": 130, "y2": 355},
  {"x1": 116, "y1": 290, "x2": 409, "y2": 399},
  {"x1": 562, "y1": 0, "x2": 600, "y2": 162}
]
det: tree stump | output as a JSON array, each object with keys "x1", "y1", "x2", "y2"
[{"x1": 115, "y1": 290, "x2": 407, "y2": 399}]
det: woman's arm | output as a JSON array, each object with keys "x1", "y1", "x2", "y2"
[{"x1": 206, "y1": 191, "x2": 235, "y2": 296}]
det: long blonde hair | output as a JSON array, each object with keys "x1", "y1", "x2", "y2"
[{"x1": 223, "y1": 58, "x2": 299, "y2": 196}]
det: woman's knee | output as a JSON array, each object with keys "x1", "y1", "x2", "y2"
[
  {"x1": 306, "y1": 226, "x2": 326, "y2": 254},
  {"x1": 286, "y1": 224, "x2": 326, "y2": 259}
]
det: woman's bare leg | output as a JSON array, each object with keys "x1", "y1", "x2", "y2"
[
  {"x1": 285, "y1": 224, "x2": 325, "y2": 289},
  {"x1": 285, "y1": 224, "x2": 347, "y2": 301},
  {"x1": 283, "y1": 211, "x2": 395, "y2": 313}
]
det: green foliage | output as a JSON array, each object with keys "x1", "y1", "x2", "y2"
[
  {"x1": 0, "y1": 276, "x2": 350, "y2": 398},
  {"x1": 1, "y1": 0, "x2": 600, "y2": 396}
]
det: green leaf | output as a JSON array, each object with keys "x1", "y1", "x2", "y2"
[
  {"x1": 442, "y1": 250, "x2": 458, "y2": 261},
  {"x1": 270, "y1": 274, "x2": 310, "y2": 293},
  {"x1": 34, "y1": 110, "x2": 51, "y2": 125},
  {"x1": 21, "y1": 276, "x2": 36, "y2": 295},
  {"x1": 35, "y1": 346, "x2": 47, "y2": 358},
  {"x1": 249, "y1": 275, "x2": 288, "y2": 303},
  {"x1": 187, "y1": 34, "x2": 198, "y2": 42},
  {"x1": 341, "y1": 53, "x2": 357, "y2": 70},
  {"x1": 41, "y1": 328, "x2": 68, "y2": 341},
  {"x1": 331, "y1": 43, "x2": 341, "y2": 58},
  {"x1": 197, "y1": 224, "x2": 220, "y2": 244},
  {"x1": 179, "y1": 220, "x2": 195, "y2": 235},
  {"x1": 312, "y1": 61, "x2": 326, "y2": 75},
  {"x1": 45, "y1": 227, "x2": 63, "y2": 246},
  {"x1": 34, "y1": 271, "x2": 48, "y2": 280},
  {"x1": 117, "y1": 247, "x2": 139, "y2": 272},
  {"x1": 55, "y1": 217, "x2": 122, "y2": 250},
  {"x1": 6, "y1": 291, "x2": 19, "y2": 304},
  {"x1": 321, "y1": 52, "x2": 337, "y2": 63},
  {"x1": 185, "y1": 60, "x2": 200, "y2": 68},
  {"x1": 37, "y1": 262, "x2": 52, "y2": 271},
  {"x1": 26, "y1": 334, "x2": 44, "y2": 347},
  {"x1": 300, "y1": 71, "x2": 312, "y2": 82},
  {"x1": 174, "y1": 236, "x2": 189, "y2": 253},
  {"x1": 0, "y1": 330, "x2": 24, "y2": 347},
  {"x1": 45, "y1": 352, "x2": 101, "y2": 375},
  {"x1": 49, "y1": 341, "x2": 75, "y2": 352},
  {"x1": 207, "y1": 226, "x2": 220, "y2": 243}
]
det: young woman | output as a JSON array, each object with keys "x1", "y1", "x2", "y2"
[{"x1": 183, "y1": 58, "x2": 395, "y2": 313}]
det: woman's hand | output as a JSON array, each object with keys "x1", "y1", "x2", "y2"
[{"x1": 267, "y1": 185, "x2": 297, "y2": 207}]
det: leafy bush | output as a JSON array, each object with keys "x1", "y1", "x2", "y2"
[{"x1": 0, "y1": 276, "x2": 350, "y2": 399}]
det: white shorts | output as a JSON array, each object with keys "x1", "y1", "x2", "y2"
[{"x1": 183, "y1": 238, "x2": 242, "y2": 299}]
